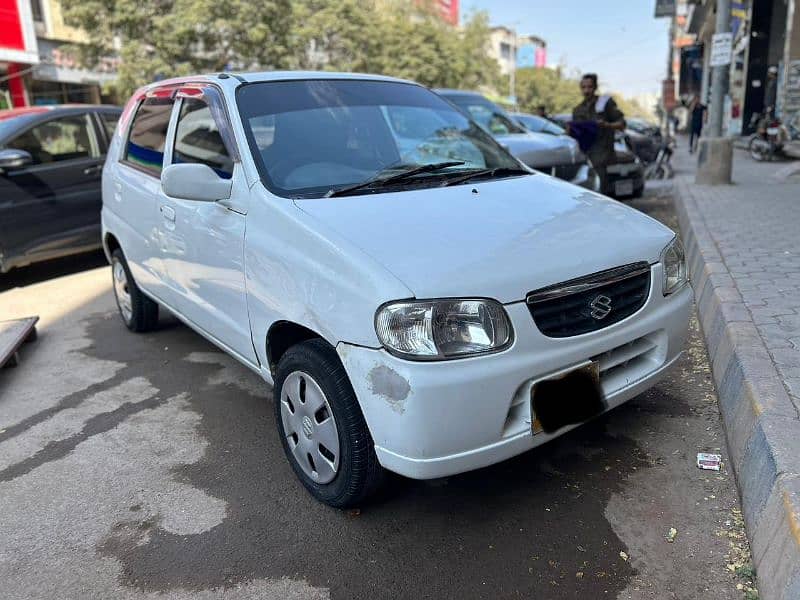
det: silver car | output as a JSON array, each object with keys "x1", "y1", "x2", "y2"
[{"x1": 435, "y1": 90, "x2": 598, "y2": 190}]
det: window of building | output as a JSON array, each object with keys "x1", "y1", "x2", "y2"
[
  {"x1": 8, "y1": 114, "x2": 98, "y2": 164},
  {"x1": 124, "y1": 96, "x2": 174, "y2": 175},
  {"x1": 31, "y1": 0, "x2": 44, "y2": 22},
  {"x1": 172, "y1": 97, "x2": 233, "y2": 179},
  {"x1": 500, "y1": 42, "x2": 511, "y2": 60}
]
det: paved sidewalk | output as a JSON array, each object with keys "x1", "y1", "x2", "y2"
[{"x1": 671, "y1": 141, "x2": 800, "y2": 600}]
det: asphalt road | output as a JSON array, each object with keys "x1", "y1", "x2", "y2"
[{"x1": 0, "y1": 182, "x2": 755, "y2": 600}]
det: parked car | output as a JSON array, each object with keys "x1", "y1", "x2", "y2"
[
  {"x1": 104, "y1": 72, "x2": 691, "y2": 508},
  {"x1": 511, "y1": 112, "x2": 567, "y2": 136},
  {"x1": 434, "y1": 90, "x2": 598, "y2": 191},
  {"x1": 551, "y1": 113, "x2": 645, "y2": 198},
  {"x1": 0, "y1": 104, "x2": 122, "y2": 273}
]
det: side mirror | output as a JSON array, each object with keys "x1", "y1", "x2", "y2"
[
  {"x1": 0, "y1": 148, "x2": 33, "y2": 171},
  {"x1": 161, "y1": 163, "x2": 232, "y2": 202}
]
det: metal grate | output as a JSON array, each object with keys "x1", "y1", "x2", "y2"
[{"x1": 526, "y1": 263, "x2": 651, "y2": 338}]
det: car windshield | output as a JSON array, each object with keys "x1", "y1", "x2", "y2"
[
  {"x1": 236, "y1": 80, "x2": 524, "y2": 198},
  {"x1": 514, "y1": 114, "x2": 565, "y2": 136},
  {"x1": 440, "y1": 94, "x2": 526, "y2": 136}
]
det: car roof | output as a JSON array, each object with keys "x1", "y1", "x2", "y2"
[
  {"x1": 0, "y1": 104, "x2": 121, "y2": 121},
  {"x1": 238, "y1": 71, "x2": 416, "y2": 85},
  {"x1": 0, "y1": 104, "x2": 122, "y2": 142},
  {"x1": 432, "y1": 89, "x2": 484, "y2": 98}
]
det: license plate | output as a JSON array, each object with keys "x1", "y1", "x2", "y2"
[
  {"x1": 614, "y1": 179, "x2": 634, "y2": 196},
  {"x1": 531, "y1": 363, "x2": 605, "y2": 434},
  {"x1": 766, "y1": 127, "x2": 780, "y2": 135}
]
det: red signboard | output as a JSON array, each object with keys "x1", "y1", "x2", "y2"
[
  {"x1": 437, "y1": 0, "x2": 459, "y2": 25},
  {"x1": 0, "y1": 0, "x2": 25, "y2": 51}
]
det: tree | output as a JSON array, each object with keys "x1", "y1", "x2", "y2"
[
  {"x1": 60, "y1": 0, "x2": 499, "y2": 97},
  {"x1": 60, "y1": 0, "x2": 296, "y2": 97},
  {"x1": 513, "y1": 67, "x2": 582, "y2": 116}
]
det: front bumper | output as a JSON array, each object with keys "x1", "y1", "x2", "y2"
[{"x1": 337, "y1": 264, "x2": 691, "y2": 480}]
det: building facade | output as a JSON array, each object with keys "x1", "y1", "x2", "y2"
[
  {"x1": 667, "y1": 0, "x2": 799, "y2": 135},
  {"x1": 1, "y1": 0, "x2": 117, "y2": 108},
  {"x1": 488, "y1": 26, "x2": 547, "y2": 76}
]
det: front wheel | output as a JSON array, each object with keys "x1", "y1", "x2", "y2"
[{"x1": 274, "y1": 339, "x2": 384, "y2": 508}]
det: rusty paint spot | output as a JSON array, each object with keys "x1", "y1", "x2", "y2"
[{"x1": 368, "y1": 365, "x2": 410, "y2": 414}]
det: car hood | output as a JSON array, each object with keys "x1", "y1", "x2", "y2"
[
  {"x1": 495, "y1": 132, "x2": 582, "y2": 168},
  {"x1": 294, "y1": 175, "x2": 675, "y2": 304}
]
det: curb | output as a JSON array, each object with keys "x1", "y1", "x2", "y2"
[{"x1": 673, "y1": 177, "x2": 800, "y2": 600}]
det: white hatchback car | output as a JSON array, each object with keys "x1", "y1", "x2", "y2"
[{"x1": 102, "y1": 72, "x2": 691, "y2": 507}]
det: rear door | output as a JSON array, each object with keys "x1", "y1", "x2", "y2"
[
  {"x1": 0, "y1": 112, "x2": 104, "y2": 263},
  {"x1": 110, "y1": 92, "x2": 175, "y2": 300}
]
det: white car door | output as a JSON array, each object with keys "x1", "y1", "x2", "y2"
[
  {"x1": 111, "y1": 92, "x2": 176, "y2": 300},
  {"x1": 156, "y1": 86, "x2": 256, "y2": 365}
]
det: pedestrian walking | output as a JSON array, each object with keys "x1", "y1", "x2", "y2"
[
  {"x1": 689, "y1": 95, "x2": 707, "y2": 153},
  {"x1": 764, "y1": 65, "x2": 778, "y2": 118},
  {"x1": 569, "y1": 73, "x2": 626, "y2": 195}
]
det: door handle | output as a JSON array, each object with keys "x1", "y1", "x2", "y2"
[
  {"x1": 83, "y1": 164, "x2": 102, "y2": 176},
  {"x1": 160, "y1": 205, "x2": 176, "y2": 222}
]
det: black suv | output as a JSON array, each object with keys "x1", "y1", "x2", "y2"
[{"x1": 0, "y1": 104, "x2": 122, "y2": 272}]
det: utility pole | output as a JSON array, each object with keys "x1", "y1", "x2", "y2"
[
  {"x1": 696, "y1": 0, "x2": 734, "y2": 185},
  {"x1": 708, "y1": 0, "x2": 731, "y2": 137}
]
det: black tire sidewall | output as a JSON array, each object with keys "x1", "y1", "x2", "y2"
[
  {"x1": 111, "y1": 249, "x2": 157, "y2": 332},
  {"x1": 274, "y1": 339, "x2": 379, "y2": 508}
]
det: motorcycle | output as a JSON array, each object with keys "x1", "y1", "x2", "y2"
[
  {"x1": 748, "y1": 113, "x2": 788, "y2": 161},
  {"x1": 645, "y1": 136, "x2": 675, "y2": 180}
]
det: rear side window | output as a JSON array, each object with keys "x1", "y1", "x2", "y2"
[
  {"x1": 99, "y1": 112, "x2": 121, "y2": 140},
  {"x1": 172, "y1": 97, "x2": 233, "y2": 179},
  {"x1": 124, "y1": 97, "x2": 174, "y2": 175}
]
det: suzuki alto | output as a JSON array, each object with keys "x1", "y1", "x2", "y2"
[{"x1": 102, "y1": 72, "x2": 691, "y2": 507}]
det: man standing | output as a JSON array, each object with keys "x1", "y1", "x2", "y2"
[
  {"x1": 571, "y1": 73, "x2": 626, "y2": 195},
  {"x1": 764, "y1": 65, "x2": 778, "y2": 117},
  {"x1": 689, "y1": 95, "x2": 707, "y2": 153}
]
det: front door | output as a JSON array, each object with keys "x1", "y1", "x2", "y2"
[
  {"x1": 157, "y1": 90, "x2": 256, "y2": 364},
  {"x1": 0, "y1": 113, "x2": 103, "y2": 266}
]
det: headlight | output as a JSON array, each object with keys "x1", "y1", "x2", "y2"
[
  {"x1": 661, "y1": 236, "x2": 688, "y2": 295},
  {"x1": 375, "y1": 299, "x2": 512, "y2": 359}
]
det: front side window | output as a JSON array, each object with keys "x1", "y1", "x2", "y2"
[
  {"x1": 237, "y1": 80, "x2": 523, "y2": 198},
  {"x1": 124, "y1": 96, "x2": 174, "y2": 175},
  {"x1": 446, "y1": 97, "x2": 526, "y2": 136},
  {"x1": 8, "y1": 114, "x2": 98, "y2": 164},
  {"x1": 172, "y1": 97, "x2": 233, "y2": 179}
]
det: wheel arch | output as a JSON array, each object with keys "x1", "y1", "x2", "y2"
[
  {"x1": 103, "y1": 232, "x2": 121, "y2": 263},
  {"x1": 266, "y1": 320, "x2": 331, "y2": 376}
]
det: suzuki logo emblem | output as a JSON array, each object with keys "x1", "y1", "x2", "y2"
[{"x1": 589, "y1": 295, "x2": 613, "y2": 320}]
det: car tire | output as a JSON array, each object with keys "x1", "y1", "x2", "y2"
[
  {"x1": 111, "y1": 249, "x2": 159, "y2": 332},
  {"x1": 274, "y1": 338, "x2": 384, "y2": 508}
]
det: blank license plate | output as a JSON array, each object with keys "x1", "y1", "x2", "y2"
[
  {"x1": 614, "y1": 179, "x2": 634, "y2": 196},
  {"x1": 531, "y1": 363, "x2": 605, "y2": 434}
]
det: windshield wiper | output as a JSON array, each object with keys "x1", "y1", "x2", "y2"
[
  {"x1": 439, "y1": 166, "x2": 532, "y2": 187},
  {"x1": 324, "y1": 161, "x2": 466, "y2": 198}
]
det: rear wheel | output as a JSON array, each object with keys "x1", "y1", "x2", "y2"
[
  {"x1": 111, "y1": 249, "x2": 159, "y2": 332},
  {"x1": 274, "y1": 339, "x2": 384, "y2": 508}
]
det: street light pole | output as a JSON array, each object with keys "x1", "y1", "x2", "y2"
[{"x1": 708, "y1": 0, "x2": 731, "y2": 137}]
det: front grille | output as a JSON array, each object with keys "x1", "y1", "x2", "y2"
[
  {"x1": 526, "y1": 263, "x2": 651, "y2": 337},
  {"x1": 550, "y1": 163, "x2": 581, "y2": 181}
]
